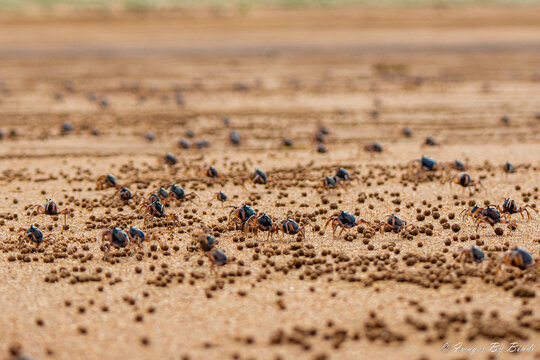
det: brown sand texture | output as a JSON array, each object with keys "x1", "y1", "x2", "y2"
[{"x1": 0, "y1": 4, "x2": 539, "y2": 360}]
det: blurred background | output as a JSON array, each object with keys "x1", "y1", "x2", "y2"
[
  {"x1": 0, "y1": 0, "x2": 538, "y2": 144},
  {"x1": 1, "y1": 0, "x2": 539, "y2": 57}
]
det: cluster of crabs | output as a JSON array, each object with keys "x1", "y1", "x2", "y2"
[{"x1": 17, "y1": 156, "x2": 538, "y2": 273}]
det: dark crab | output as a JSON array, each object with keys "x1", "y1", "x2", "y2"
[
  {"x1": 315, "y1": 133, "x2": 326, "y2": 143},
  {"x1": 475, "y1": 206, "x2": 517, "y2": 233},
  {"x1": 129, "y1": 226, "x2": 153, "y2": 245},
  {"x1": 227, "y1": 204, "x2": 256, "y2": 228},
  {"x1": 459, "y1": 245, "x2": 485, "y2": 266},
  {"x1": 18, "y1": 225, "x2": 53, "y2": 247},
  {"x1": 138, "y1": 200, "x2": 178, "y2": 225},
  {"x1": 169, "y1": 184, "x2": 198, "y2": 202},
  {"x1": 147, "y1": 192, "x2": 162, "y2": 204},
  {"x1": 156, "y1": 187, "x2": 170, "y2": 203},
  {"x1": 499, "y1": 247, "x2": 535, "y2": 271},
  {"x1": 321, "y1": 176, "x2": 340, "y2": 188},
  {"x1": 446, "y1": 172, "x2": 482, "y2": 194},
  {"x1": 251, "y1": 169, "x2": 267, "y2": 184},
  {"x1": 244, "y1": 213, "x2": 273, "y2": 240},
  {"x1": 364, "y1": 142, "x2": 383, "y2": 153},
  {"x1": 178, "y1": 139, "x2": 190, "y2": 149},
  {"x1": 496, "y1": 198, "x2": 537, "y2": 220},
  {"x1": 324, "y1": 211, "x2": 369, "y2": 239},
  {"x1": 61, "y1": 122, "x2": 73, "y2": 134},
  {"x1": 317, "y1": 144, "x2": 327, "y2": 153},
  {"x1": 199, "y1": 232, "x2": 217, "y2": 253},
  {"x1": 210, "y1": 191, "x2": 228, "y2": 205},
  {"x1": 273, "y1": 219, "x2": 307, "y2": 240},
  {"x1": 460, "y1": 205, "x2": 484, "y2": 222},
  {"x1": 375, "y1": 214, "x2": 416, "y2": 234},
  {"x1": 101, "y1": 227, "x2": 139, "y2": 260},
  {"x1": 402, "y1": 127, "x2": 412, "y2": 137},
  {"x1": 282, "y1": 138, "x2": 293, "y2": 147},
  {"x1": 145, "y1": 132, "x2": 155, "y2": 141},
  {"x1": 318, "y1": 125, "x2": 329, "y2": 135},
  {"x1": 503, "y1": 161, "x2": 516, "y2": 174},
  {"x1": 206, "y1": 166, "x2": 219, "y2": 178},
  {"x1": 424, "y1": 136, "x2": 437, "y2": 146},
  {"x1": 451, "y1": 160, "x2": 466, "y2": 171},
  {"x1": 230, "y1": 130, "x2": 241, "y2": 145},
  {"x1": 114, "y1": 187, "x2": 133, "y2": 201},
  {"x1": 411, "y1": 155, "x2": 441, "y2": 175},
  {"x1": 206, "y1": 249, "x2": 232, "y2": 274},
  {"x1": 31, "y1": 199, "x2": 69, "y2": 226},
  {"x1": 194, "y1": 140, "x2": 210, "y2": 149},
  {"x1": 163, "y1": 153, "x2": 178, "y2": 166},
  {"x1": 97, "y1": 174, "x2": 117, "y2": 190},
  {"x1": 335, "y1": 168, "x2": 350, "y2": 182}
]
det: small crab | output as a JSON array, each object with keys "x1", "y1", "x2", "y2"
[
  {"x1": 251, "y1": 169, "x2": 267, "y2": 184},
  {"x1": 424, "y1": 136, "x2": 437, "y2": 146},
  {"x1": 375, "y1": 214, "x2": 416, "y2": 235},
  {"x1": 475, "y1": 206, "x2": 516, "y2": 233},
  {"x1": 210, "y1": 191, "x2": 228, "y2": 205},
  {"x1": 149, "y1": 187, "x2": 170, "y2": 204},
  {"x1": 495, "y1": 198, "x2": 537, "y2": 220},
  {"x1": 194, "y1": 139, "x2": 210, "y2": 149},
  {"x1": 244, "y1": 213, "x2": 273, "y2": 240},
  {"x1": 411, "y1": 155, "x2": 441, "y2": 174},
  {"x1": 227, "y1": 204, "x2": 256, "y2": 228},
  {"x1": 324, "y1": 211, "x2": 369, "y2": 239},
  {"x1": 335, "y1": 168, "x2": 351, "y2": 182},
  {"x1": 206, "y1": 166, "x2": 219, "y2": 178},
  {"x1": 61, "y1": 122, "x2": 73, "y2": 134},
  {"x1": 128, "y1": 226, "x2": 153, "y2": 245},
  {"x1": 178, "y1": 139, "x2": 190, "y2": 149},
  {"x1": 30, "y1": 199, "x2": 69, "y2": 226},
  {"x1": 318, "y1": 125, "x2": 329, "y2": 135},
  {"x1": 138, "y1": 200, "x2": 178, "y2": 225},
  {"x1": 101, "y1": 227, "x2": 139, "y2": 260},
  {"x1": 169, "y1": 184, "x2": 198, "y2": 203},
  {"x1": 147, "y1": 193, "x2": 161, "y2": 204},
  {"x1": 503, "y1": 161, "x2": 516, "y2": 174},
  {"x1": 317, "y1": 144, "x2": 327, "y2": 153},
  {"x1": 364, "y1": 142, "x2": 383, "y2": 153},
  {"x1": 499, "y1": 247, "x2": 535, "y2": 271},
  {"x1": 273, "y1": 219, "x2": 307, "y2": 240},
  {"x1": 198, "y1": 228, "x2": 217, "y2": 253},
  {"x1": 446, "y1": 172, "x2": 482, "y2": 195},
  {"x1": 402, "y1": 127, "x2": 412, "y2": 137},
  {"x1": 460, "y1": 205, "x2": 484, "y2": 222},
  {"x1": 282, "y1": 138, "x2": 293, "y2": 147},
  {"x1": 145, "y1": 132, "x2": 155, "y2": 141},
  {"x1": 459, "y1": 245, "x2": 485, "y2": 266},
  {"x1": 163, "y1": 153, "x2": 178, "y2": 166},
  {"x1": 450, "y1": 160, "x2": 466, "y2": 171},
  {"x1": 230, "y1": 130, "x2": 241, "y2": 145},
  {"x1": 321, "y1": 176, "x2": 340, "y2": 188},
  {"x1": 206, "y1": 249, "x2": 233, "y2": 274},
  {"x1": 18, "y1": 225, "x2": 53, "y2": 247},
  {"x1": 97, "y1": 174, "x2": 117, "y2": 190},
  {"x1": 114, "y1": 187, "x2": 133, "y2": 201}
]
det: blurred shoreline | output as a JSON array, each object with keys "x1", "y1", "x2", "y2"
[{"x1": 0, "y1": 5, "x2": 539, "y2": 57}]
